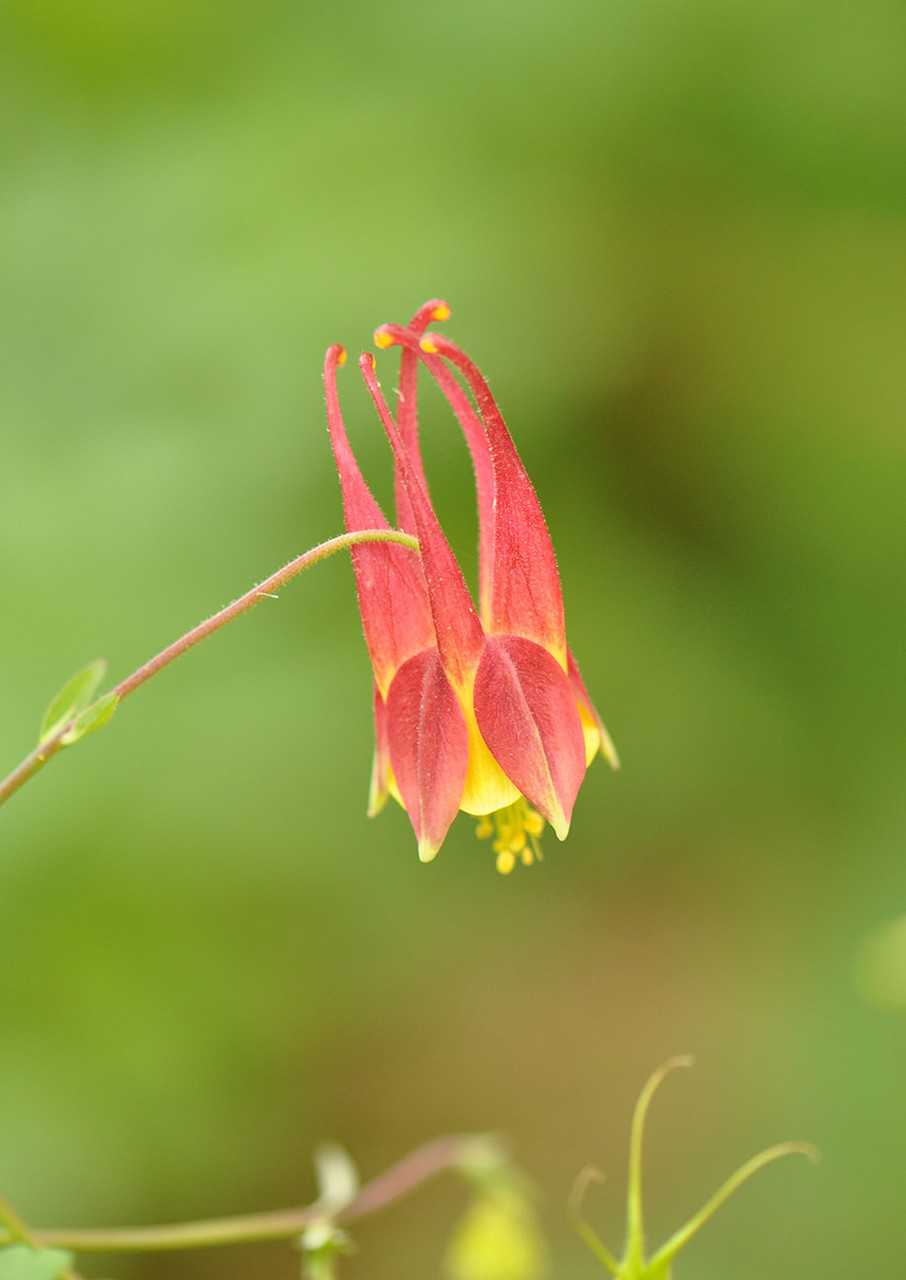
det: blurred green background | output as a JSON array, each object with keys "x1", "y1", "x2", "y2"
[{"x1": 2, "y1": 1, "x2": 906, "y2": 1276}]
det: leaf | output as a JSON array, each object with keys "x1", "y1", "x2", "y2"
[
  {"x1": 59, "y1": 693, "x2": 118, "y2": 746},
  {"x1": 39, "y1": 660, "x2": 107, "y2": 744},
  {"x1": 0, "y1": 1244, "x2": 75, "y2": 1280}
]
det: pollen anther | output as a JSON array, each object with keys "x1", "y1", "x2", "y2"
[{"x1": 477, "y1": 797, "x2": 546, "y2": 873}]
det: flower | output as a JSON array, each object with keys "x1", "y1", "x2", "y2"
[{"x1": 324, "y1": 301, "x2": 617, "y2": 871}]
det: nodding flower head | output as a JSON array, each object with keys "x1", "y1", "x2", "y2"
[{"x1": 323, "y1": 301, "x2": 618, "y2": 870}]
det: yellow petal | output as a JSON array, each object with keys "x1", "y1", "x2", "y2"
[{"x1": 458, "y1": 701, "x2": 520, "y2": 817}]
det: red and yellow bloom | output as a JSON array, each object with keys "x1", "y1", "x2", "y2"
[{"x1": 324, "y1": 301, "x2": 617, "y2": 871}]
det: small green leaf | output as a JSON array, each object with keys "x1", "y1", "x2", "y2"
[
  {"x1": 40, "y1": 659, "x2": 107, "y2": 744},
  {"x1": 0, "y1": 1243, "x2": 74, "y2": 1280},
  {"x1": 59, "y1": 693, "x2": 118, "y2": 746}
]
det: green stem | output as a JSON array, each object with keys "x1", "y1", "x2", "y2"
[
  {"x1": 0, "y1": 529, "x2": 419, "y2": 810},
  {"x1": 0, "y1": 1191, "x2": 85, "y2": 1280},
  {"x1": 624, "y1": 1057, "x2": 693, "y2": 1273},
  {"x1": 0, "y1": 1191, "x2": 35, "y2": 1245},
  {"x1": 0, "y1": 1134, "x2": 480, "y2": 1254},
  {"x1": 0, "y1": 731, "x2": 69, "y2": 810},
  {"x1": 647, "y1": 1141, "x2": 819, "y2": 1272},
  {"x1": 568, "y1": 1169, "x2": 621, "y2": 1277}
]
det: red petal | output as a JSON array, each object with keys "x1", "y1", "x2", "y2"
[
  {"x1": 376, "y1": 323, "x2": 495, "y2": 626},
  {"x1": 392, "y1": 302, "x2": 451, "y2": 536},
  {"x1": 386, "y1": 648, "x2": 470, "y2": 861},
  {"x1": 419, "y1": 335, "x2": 567, "y2": 662},
  {"x1": 324, "y1": 345, "x2": 434, "y2": 696},
  {"x1": 567, "y1": 646, "x2": 620, "y2": 770},
  {"x1": 359, "y1": 353, "x2": 484, "y2": 692},
  {"x1": 473, "y1": 635, "x2": 586, "y2": 839}
]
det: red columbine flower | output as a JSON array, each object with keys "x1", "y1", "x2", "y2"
[{"x1": 324, "y1": 301, "x2": 617, "y2": 872}]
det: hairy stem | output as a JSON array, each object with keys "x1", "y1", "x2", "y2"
[
  {"x1": 0, "y1": 1135, "x2": 484, "y2": 1254},
  {"x1": 0, "y1": 529, "x2": 418, "y2": 810}
]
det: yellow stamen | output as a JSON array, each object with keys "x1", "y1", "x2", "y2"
[
  {"x1": 420, "y1": 335, "x2": 440, "y2": 354},
  {"x1": 476, "y1": 797, "x2": 546, "y2": 873},
  {"x1": 431, "y1": 303, "x2": 451, "y2": 321},
  {"x1": 336, "y1": 347, "x2": 347, "y2": 366},
  {"x1": 374, "y1": 329, "x2": 393, "y2": 349},
  {"x1": 524, "y1": 810, "x2": 544, "y2": 837}
]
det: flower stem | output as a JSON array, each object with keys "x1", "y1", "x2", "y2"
[
  {"x1": 0, "y1": 1191, "x2": 35, "y2": 1245},
  {"x1": 568, "y1": 1168, "x2": 621, "y2": 1277},
  {"x1": 0, "y1": 1135, "x2": 485, "y2": 1254},
  {"x1": 647, "y1": 1140, "x2": 820, "y2": 1273},
  {"x1": 0, "y1": 1191, "x2": 85, "y2": 1280},
  {"x1": 624, "y1": 1057, "x2": 693, "y2": 1273},
  {"x1": 0, "y1": 529, "x2": 419, "y2": 811}
]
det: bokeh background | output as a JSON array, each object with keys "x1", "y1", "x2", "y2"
[{"x1": 3, "y1": 2, "x2": 906, "y2": 1276}]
